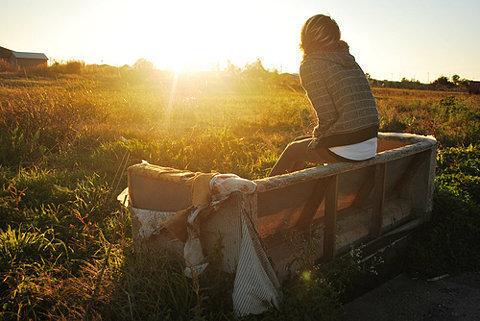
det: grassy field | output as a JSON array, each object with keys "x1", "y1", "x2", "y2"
[{"x1": 0, "y1": 68, "x2": 479, "y2": 320}]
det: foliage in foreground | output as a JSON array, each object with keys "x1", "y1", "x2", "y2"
[
  {"x1": 407, "y1": 145, "x2": 480, "y2": 277},
  {"x1": 0, "y1": 71, "x2": 479, "y2": 320}
]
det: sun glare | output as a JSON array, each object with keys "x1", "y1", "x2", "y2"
[
  {"x1": 123, "y1": 0, "x2": 283, "y2": 72},
  {"x1": 135, "y1": 1, "x2": 217, "y2": 71}
]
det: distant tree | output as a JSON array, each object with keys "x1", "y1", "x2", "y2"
[
  {"x1": 432, "y1": 76, "x2": 455, "y2": 88},
  {"x1": 396, "y1": 77, "x2": 421, "y2": 89},
  {"x1": 459, "y1": 77, "x2": 471, "y2": 87},
  {"x1": 133, "y1": 58, "x2": 154, "y2": 71},
  {"x1": 452, "y1": 74, "x2": 461, "y2": 86},
  {"x1": 65, "y1": 61, "x2": 84, "y2": 74},
  {"x1": 225, "y1": 60, "x2": 240, "y2": 74},
  {"x1": 454, "y1": 76, "x2": 472, "y2": 92},
  {"x1": 243, "y1": 58, "x2": 268, "y2": 78},
  {"x1": 49, "y1": 60, "x2": 84, "y2": 74},
  {"x1": 365, "y1": 73, "x2": 373, "y2": 85}
]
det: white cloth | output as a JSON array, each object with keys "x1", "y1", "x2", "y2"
[
  {"x1": 232, "y1": 204, "x2": 281, "y2": 316},
  {"x1": 117, "y1": 187, "x2": 130, "y2": 207},
  {"x1": 210, "y1": 174, "x2": 257, "y2": 200},
  {"x1": 329, "y1": 137, "x2": 377, "y2": 161},
  {"x1": 129, "y1": 207, "x2": 175, "y2": 238}
]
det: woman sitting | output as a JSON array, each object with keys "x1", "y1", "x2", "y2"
[{"x1": 269, "y1": 14, "x2": 379, "y2": 177}]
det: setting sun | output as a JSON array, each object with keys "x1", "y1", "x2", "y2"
[{"x1": 128, "y1": 0, "x2": 303, "y2": 72}]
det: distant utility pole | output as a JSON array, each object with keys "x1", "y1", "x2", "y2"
[{"x1": 427, "y1": 72, "x2": 430, "y2": 83}]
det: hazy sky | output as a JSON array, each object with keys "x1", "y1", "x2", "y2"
[{"x1": 1, "y1": 0, "x2": 479, "y2": 81}]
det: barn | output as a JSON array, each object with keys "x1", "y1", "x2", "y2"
[{"x1": 0, "y1": 46, "x2": 48, "y2": 69}]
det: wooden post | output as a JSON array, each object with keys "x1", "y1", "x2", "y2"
[
  {"x1": 424, "y1": 145, "x2": 437, "y2": 220},
  {"x1": 370, "y1": 163, "x2": 386, "y2": 238},
  {"x1": 323, "y1": 175, "x2": 338, "y2": 260},
  {"x1": 393, "y1": 152, "x2": 425, "y2": 194}
]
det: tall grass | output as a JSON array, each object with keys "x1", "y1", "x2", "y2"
[{"x1": 0, "y1": 70, "x2": 479, "y2": 320}]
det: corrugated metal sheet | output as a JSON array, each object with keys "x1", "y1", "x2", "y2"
[{"x1": 12, "y1": 51, "x2": 48, "y2": 60}]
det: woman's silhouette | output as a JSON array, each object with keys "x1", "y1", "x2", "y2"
[{"x1": 269, "y1": 14, "x2": 379, "y2": 176}]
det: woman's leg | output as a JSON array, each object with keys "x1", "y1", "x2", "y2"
[{"x1": 268, "y1": 138, "x2": 341, "y2": 176}]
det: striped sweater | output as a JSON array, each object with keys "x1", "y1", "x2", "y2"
[{"x1": 299, "y1": 50, "x2": 379, "y2": 148}]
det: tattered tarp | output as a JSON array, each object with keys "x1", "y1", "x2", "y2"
[{"x1": 118, "y1": 163, "x2": 281, "y2": 317}]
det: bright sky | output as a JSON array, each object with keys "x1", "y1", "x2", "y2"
[{"x1": 1, "y1": 0, "x2": 479, "y2": 82}]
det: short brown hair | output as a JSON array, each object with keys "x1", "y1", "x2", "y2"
[{"x1": 300, "y1": 14, "x2": 348, "y2": 56}]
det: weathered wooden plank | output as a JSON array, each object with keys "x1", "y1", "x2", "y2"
[
  {"x1": 370, "y1": 163, "x2": 386, "y2": 238},
  {"x1": 424, "y1": 145, "x2": 438, "y2": 219},
  {"x1": 296, "y1": 178, "x2": 328, "y2": 229},
  {"x1": 393, "y1": 152, "x2": 425, "y2": 194},
  {"x1": 255, "y1": 134, "x2": 437, "y2": 193},
  {"x1": 352, "y1": 166, "x2": 376, "y2": 209},
  {"x1": 323, "y1": 175, "x2": 339, "y2": 260},
  {"x1": 257, "y1": 180, "x2": 317, "y2": 218},
  {"x1": 262, "y1": 197, "x2": 412, "y2": 279},
  {"x1": 360, "y1": 218, "x2": 422, "y2": 263}
]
